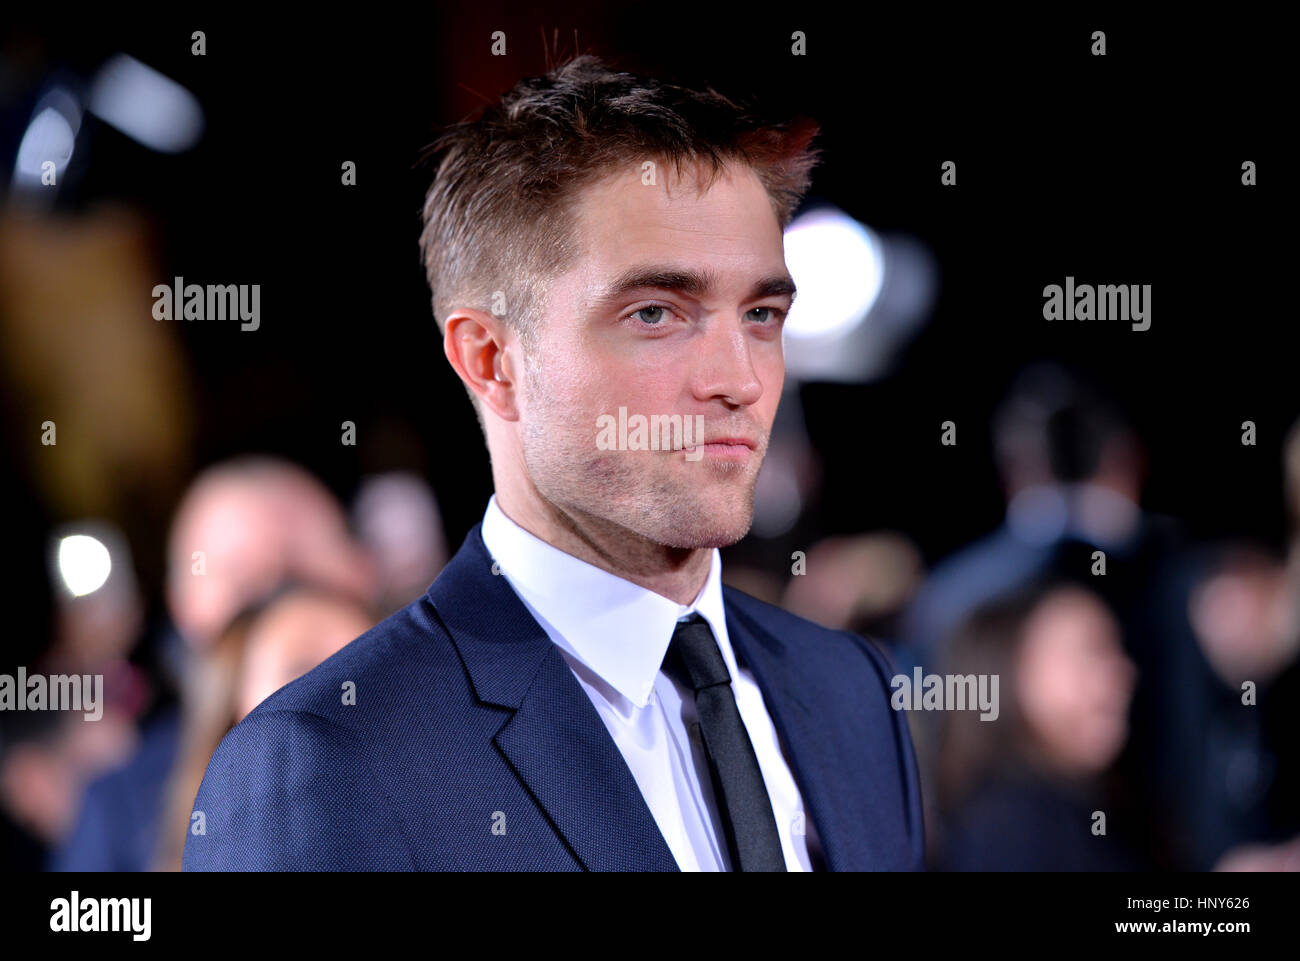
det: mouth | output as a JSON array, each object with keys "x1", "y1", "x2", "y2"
[
  {"x1": 704, "y1": 436, "x2": 758, "y2": 450},
  {"x1": 684, "y1": 437, "x2": 758, "y2": 461}
]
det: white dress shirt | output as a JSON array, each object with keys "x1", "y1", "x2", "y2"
[{"x1": 480, "y1": 495, "x2": 821, "y2": 871}]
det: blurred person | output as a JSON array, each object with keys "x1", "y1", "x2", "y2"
[
  {"x1": 0, "y1": 714, "x2": 88, "y2": 857},
  {"x1": 1189, "y1": 546, "x2": 1297, "y2": 689},
  {"x1": 897, "y1": 362, "x2": 1192, "y2": 866},
  {"x1": 1195, "y1": 414, "x2": 1300, "y2": 868},
  {"x1": 351, "y1": 471, "x2": 448, "y2": 616},
  {"x1": 185, "y1": 55, "x2": 924, "y2": 871},
  {"x1": 0, "y1": 456, "x2": 144, "y2": 867},
  {"x1": 1128, "y1": 416, "x2": 1300, "y2": 869},
  {"x1": 783, "y1": 532, "x2": 924, "y2": 640},
  {"x1": 932, "y1": 582, "x2": 1146, "y2": 871},
  {"x1": 1172, "y1": 546, "x2": 1300, "y2": 869},
  {"x1": 1215, "y1": 834, "x2": 1300, "y2": 872},
  {"x1": 153, "y1": 584, "x2": 374, "y2": 871},
  {"x1": 0, "y1": 714, "x2": 59, "y2": 871},
  {"x1": 50, "y1": 455, "x2": 376, "y2": 871},
  {"x1": 235, "y1": 588, "x2": 376, "y2": 722},
  {"x1": 165, "y1": 456, "x2": 375, "y2": 652},
  {"x1": 897, "y1": 362, "x2": 1176, "y2": 675},
  {"x1": 0, "y1": 707, "x2": 137, "y2": 860}
]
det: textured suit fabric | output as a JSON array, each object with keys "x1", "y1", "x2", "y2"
[{"x1": 183, "y1": 523, "x2": 926, "y2": 871}]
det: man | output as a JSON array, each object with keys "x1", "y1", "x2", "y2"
[{"x1": 184, "y1": 55, "x2": 924, "y2": 871}]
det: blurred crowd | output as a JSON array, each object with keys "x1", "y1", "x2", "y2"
[
  {"x1": 0, "y1": 457, "x2": 447, "y2": 871},
  {"x1": 771, "y1": 364, "x2": 1300, "y2": 871},
  {"x1": 3, "y1": 360, "x2": 1297, "y2": 871}
]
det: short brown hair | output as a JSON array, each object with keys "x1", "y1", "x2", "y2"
[{"x1": 417, "y1": 54, "x2": 820, "y2": 352}]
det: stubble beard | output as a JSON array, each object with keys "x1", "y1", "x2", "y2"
[{"x1": 518, "y1": 358, "x2": 761, "y2": 552}]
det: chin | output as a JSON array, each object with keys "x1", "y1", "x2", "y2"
[{"x1": 652, "y1": 509, "x2": 753, "y2": 550}]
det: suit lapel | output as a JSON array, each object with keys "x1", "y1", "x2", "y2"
[
  {"x1": 426, "y1": 525, "x2": 679, "y2": 871},
  {"x1": 494, "y1": 650, "x2": 681, "y2": 871},
  {"x1": 723, "y1": 589, "x2": 874, "y2": 870}
]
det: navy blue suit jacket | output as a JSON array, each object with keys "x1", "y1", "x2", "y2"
[{"x1": 183, "y1": 524, "x2": 925, "y2": 870}]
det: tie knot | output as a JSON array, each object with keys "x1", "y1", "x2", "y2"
[{"x1": 664, "y1": 614, "x2": 731, "y2": 691}]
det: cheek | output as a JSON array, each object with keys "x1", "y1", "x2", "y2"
[
  {"x1": 523, "y1": 360, "x2": 581, "y2": 428},
  {"x1": 752, "y1": 345, "x2": 786, "y2": 420},
  {"x1": 757, "y1": 341, "x2": 786, "y2": 384},
  {"x1": 534, "y1": 330, "x2": 628, "y2": 405},
  {"x1": 1019, "y1": 647, "x2": 1081, "y2": 735},
  {"x1": 586, "y1": 360, "x2": 678, "y2": 417},
  {"x1": 1051, "y1": 655, "x2": 1097, "y2": 724}
]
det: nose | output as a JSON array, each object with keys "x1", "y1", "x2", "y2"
[{"x1": 691, "y1": 316, "x2": 765, "y2": 408}]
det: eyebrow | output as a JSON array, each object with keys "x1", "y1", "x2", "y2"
[{"x1": 593, "y1": 265, "x2": 797, "y2": 308}]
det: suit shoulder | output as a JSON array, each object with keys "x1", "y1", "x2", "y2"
[
  {"x1": 244, "y1": 594, "x2": 461, "y2": 727},
  {"x1": 722, "y1": 585, "x2": 901, "y2": 685},
  {"x1": 186, "y1": 706, "x2": 415, "y2": 870}
]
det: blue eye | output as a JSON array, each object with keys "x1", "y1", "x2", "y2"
[
  {"x1": 747, "y1": 307, "x2": 785, "y2": 324},
  {"x1": 634, "y1": 305, "x2": 667, "y2": 325}
]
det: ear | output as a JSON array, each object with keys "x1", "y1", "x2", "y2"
[{"x1": 443, "y1": 307, "x2": 520, "y2": 421}]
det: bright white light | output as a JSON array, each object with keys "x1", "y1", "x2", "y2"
[
  {"x1": 14, "y1": 107, "x2": 76, "y2": 184},
  {"x1": 57, "y1": 534, "x2": 112, "y2": 597},
  {"x1": 783, "y1": 209, "x2": 885, "y2": 339},
  {"x1": 88, "y1": 53, "x2": 204, "y2": 153}
]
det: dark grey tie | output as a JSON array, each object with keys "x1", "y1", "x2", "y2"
[{"x1": 662, "y1": 613, "x2": 787, "y2": 871}]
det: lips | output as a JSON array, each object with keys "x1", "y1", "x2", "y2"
[
  {"x1": 686, "y1": 436, "x2": 759, "y2": 462},
  {"x1": 702, "y1": 437, "x2": 758, "y2": 449}
]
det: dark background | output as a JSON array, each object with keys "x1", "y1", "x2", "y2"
[{"x1": 3, "y1": 8, "x2": 1287, "y2": 601}]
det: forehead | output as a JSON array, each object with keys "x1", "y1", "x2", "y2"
[
  {"x1": 566, "y1": 159, "x2": 786, "y2": 286},
  {"x1": 1029, "y1": 590, "x2": 1114, "y2": 640}
]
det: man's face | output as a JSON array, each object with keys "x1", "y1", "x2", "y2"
[{"x1": 517, "y1": 159, "x2": 791, "y2": 550}]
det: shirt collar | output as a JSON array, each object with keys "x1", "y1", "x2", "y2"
[{"x1": 480, "y1": 494, "x2": 732, "y2": 709}]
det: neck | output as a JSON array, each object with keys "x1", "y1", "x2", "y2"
[{"x1": 495, "y1": 486, "x2": 712, "y2": 606}]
